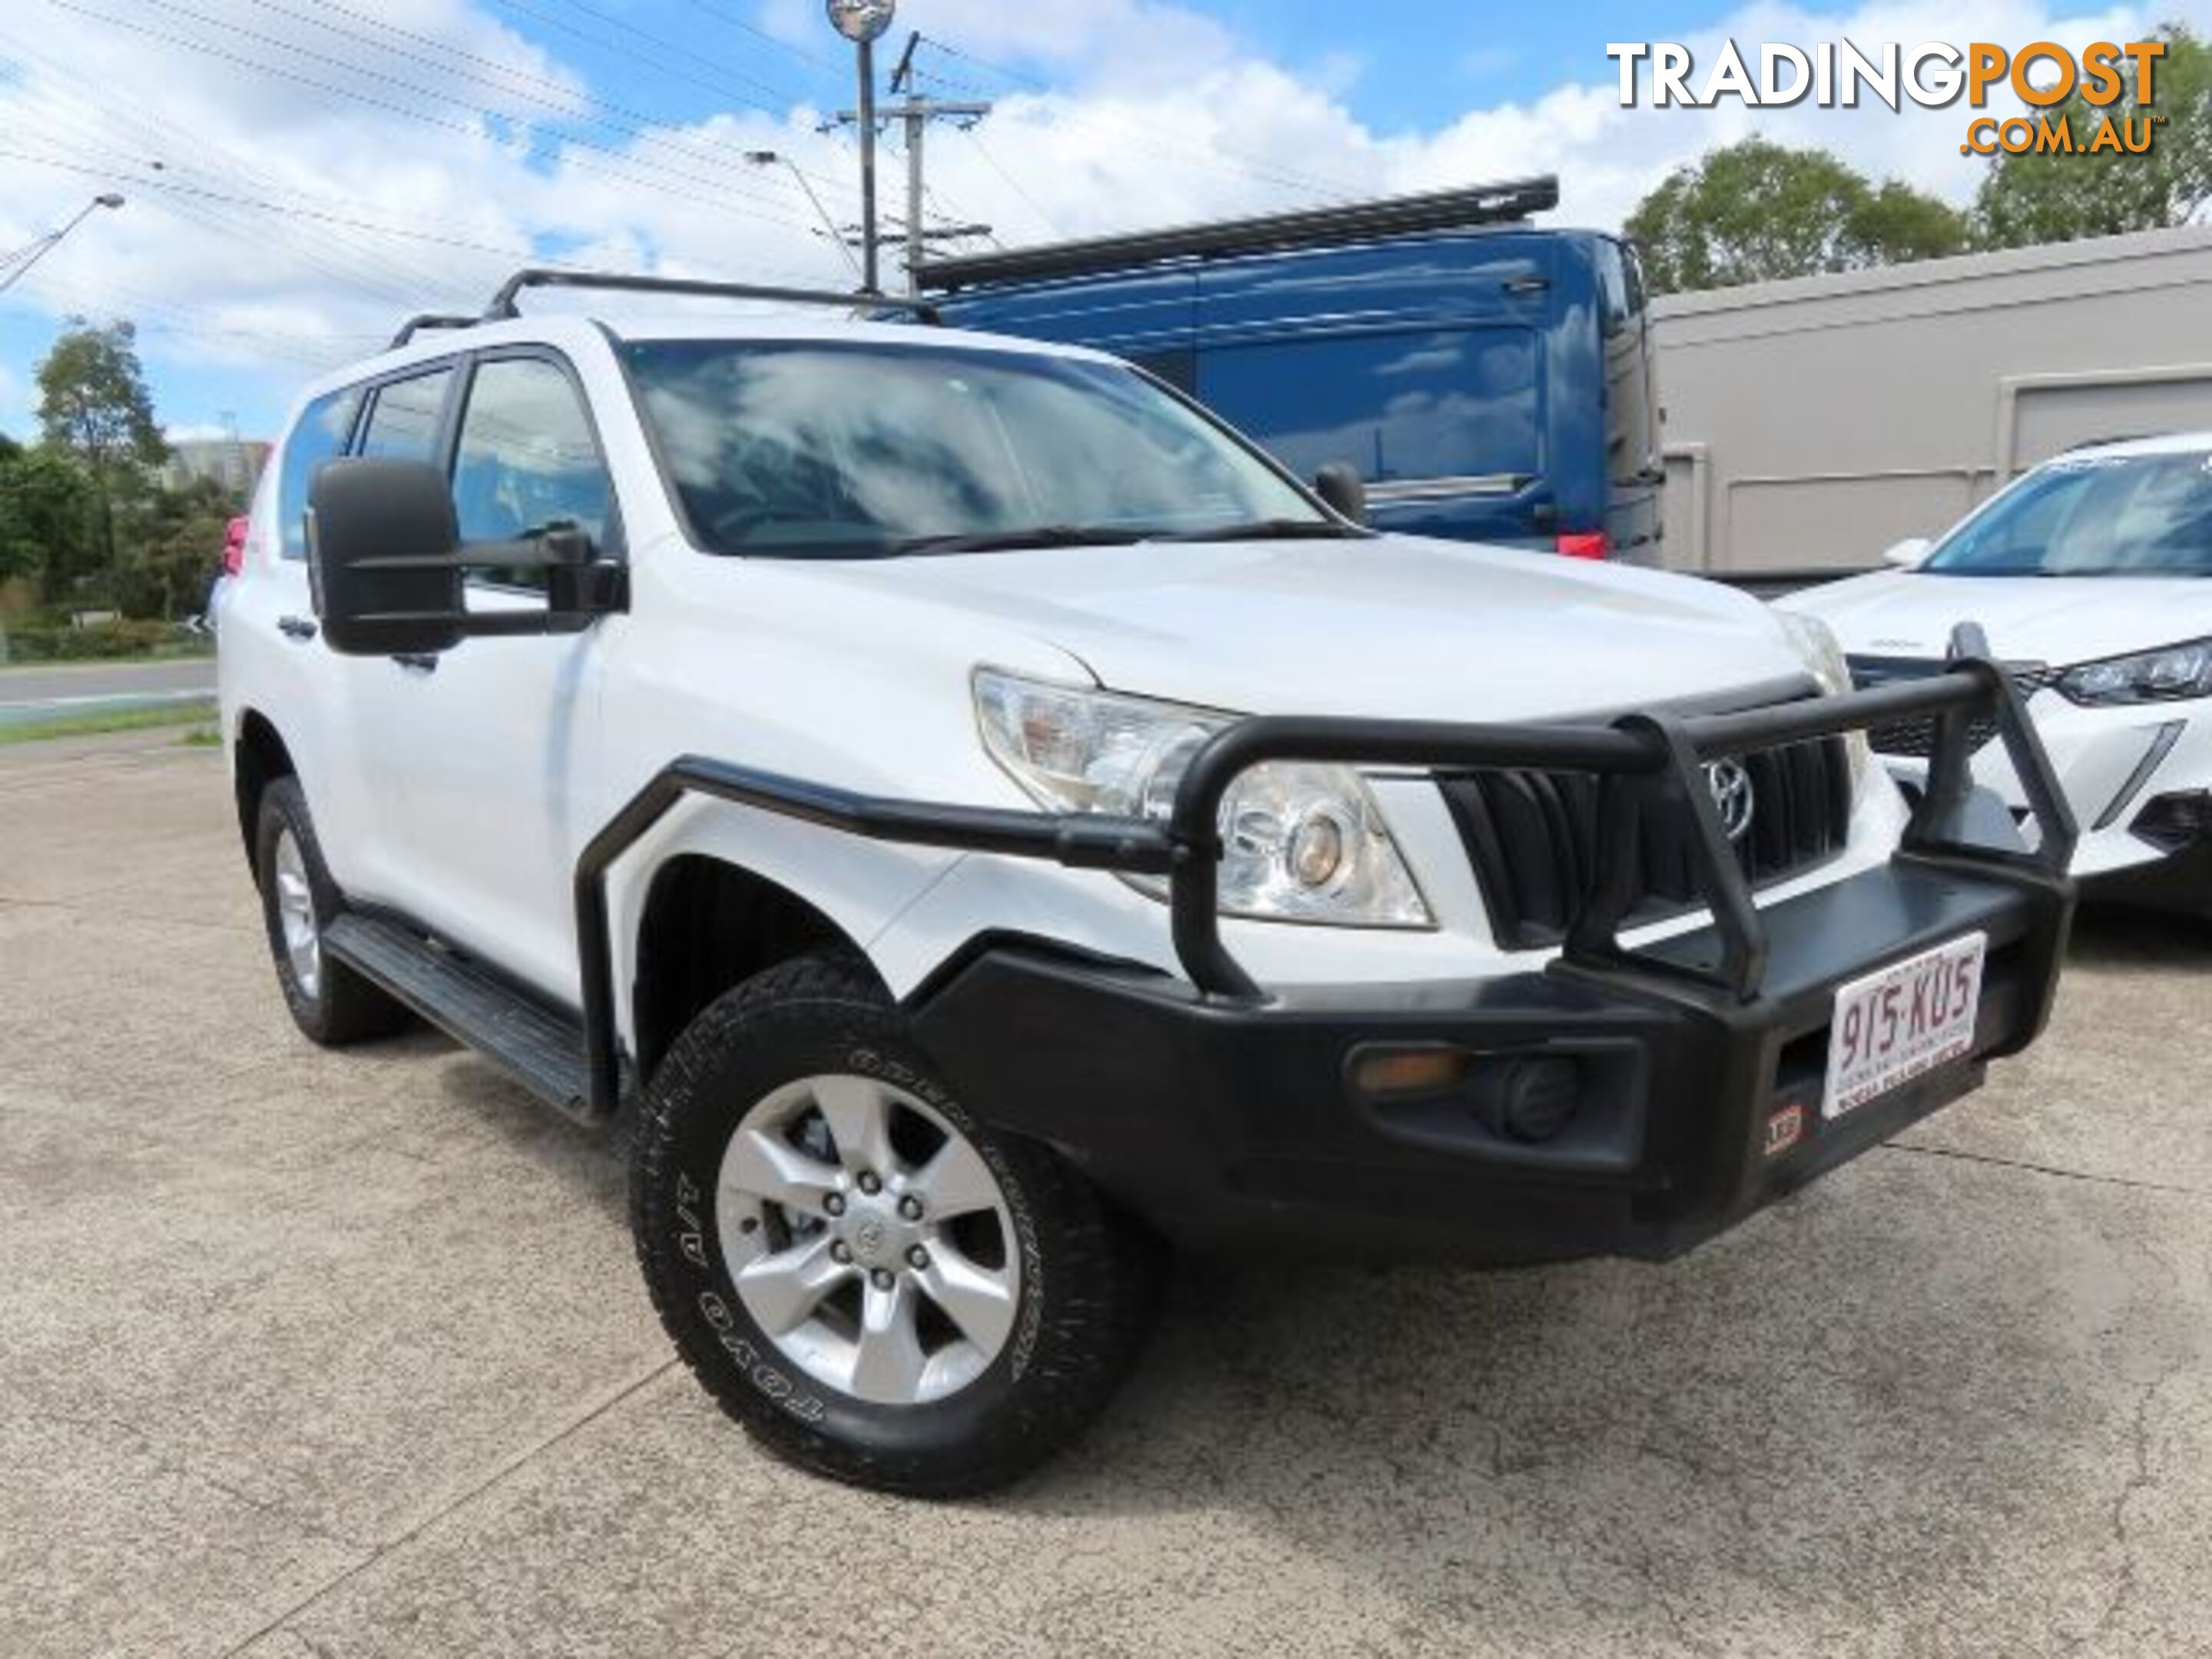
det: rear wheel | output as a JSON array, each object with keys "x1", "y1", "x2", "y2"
[
  {"x1": 253, "y1": 777, "x2": 409, "y2": 1045},
  {"x1": 631, "y1": 952, "x2": 1161, "y2": 1496}
]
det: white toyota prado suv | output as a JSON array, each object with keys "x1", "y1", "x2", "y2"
[{"x1": 219, "y1": 271, "x2": 2075, "y2": 1495}]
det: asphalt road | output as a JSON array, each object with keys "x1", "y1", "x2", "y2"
[
  {"x1": 2, "y1": 730, "x2": 2207, "y2": 1658},
  {"x1": 0, "y1": 657, "x2": 217, "y2": 726}
]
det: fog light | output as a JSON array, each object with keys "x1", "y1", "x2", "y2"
[
  {"x1": 1349, "y1": 1046, "x2": 1471, "y2": 1098},
  {"x1": 1472, "y1": 1056, "x2": 1581, "y2": 1144},
  {"x1": 2131, "y1": 790, "x2": 2212, "y2": 853}
]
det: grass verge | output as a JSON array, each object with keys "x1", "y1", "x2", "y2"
[{"x1": 0, "y1": 699, "x2": 219, "y2": 746}]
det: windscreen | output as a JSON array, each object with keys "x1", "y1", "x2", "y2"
[
  {"x1": 1925, "y1": 451, "x2": 2212, "y2": 578},
  {"x1": 622, "y1": 339, "x2": 1326, "y2": 556}
]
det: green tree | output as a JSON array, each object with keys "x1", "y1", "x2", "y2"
[
  {"x1": 1627, "y1": 138, "x2": 1969, "y2": 295},
  {"x1": 35, "y1": 320, "x2": 167, "y2": 604},
  {"x1": 1973, "y1": 25, "x2": 2212, "y2": 249},
  {"x1": 0, "y1": 435, "x2": 94, "y2": 591},
  {"x1": 121, "y1": 475, "x2": 232, "y2": 621}
]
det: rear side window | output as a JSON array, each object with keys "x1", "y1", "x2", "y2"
[
  {"x1": 359, "y1": 367, "x2": 454, "y2": 462},
  {"x1": 1197, "y1": 329, "x2": 1539, "y2": 485},
  {"x1": 275, "y1": 388, "x2": 361, "y2": 561}
]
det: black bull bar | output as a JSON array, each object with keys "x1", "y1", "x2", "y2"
[{"x1": 566, "y1": 623, "x2": 2076, "y2": 1124}]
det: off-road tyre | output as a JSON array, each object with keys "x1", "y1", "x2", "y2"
[{"x1": 632, "y1": 951, "x2": 1162, "y2": 1496}]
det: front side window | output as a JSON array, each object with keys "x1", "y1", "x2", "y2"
[
  {"x1": 359, "y1": 366, "x2": 453, "y2": 462},
  {"x1": 1925, "y1": 452, "x2": 2212, "y2": 578},
  {"x1": 622, "y1": 339, "x2": 1327, "y2": 557},
  {"x1": 1197, "y1": 328, "x2": 1541, "y2": 486},
  {"x1": 450, "y1": 358, "x2": 615, "y2": 589},
  {"x1": 276, "y1": 387, "x2": 361, "y2": 561}
]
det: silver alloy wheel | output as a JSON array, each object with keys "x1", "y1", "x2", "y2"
[
  {"x1": 271, "y1": 828, "x2": 321, "y2": 1000},
  {"x1": 716, "y1": 1073, "x2": 1022, "y2": 1407}
]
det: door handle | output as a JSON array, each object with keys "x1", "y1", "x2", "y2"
[
  {"x1": 277, "y1": 615, "x2": 318, "y2": 641},
  {"x1": 392, "y1": 653, "x2": 440, "y2": 674}
]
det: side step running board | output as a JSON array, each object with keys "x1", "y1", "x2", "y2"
[{"x1": 323, "y1": 912, "x2": 602, "y2": 1124}]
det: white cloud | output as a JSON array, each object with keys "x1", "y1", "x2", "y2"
[{"x1": 5, "y1": 0, "x2": 2209, "y2": 432}]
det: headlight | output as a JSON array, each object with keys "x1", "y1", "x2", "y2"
[
  {"x1": 1777, "y1": 610, "x2": 1852, "y2": 697},
  {"x1": 1777, "y1": 611, "x2": 1871, "y2": 789},
  {"x1": 2057, "y1": 638, "x2": 2212, "y2": 706},
  {"x1": 973, "y1": 668, "x2": 1432, "y2": 928}
]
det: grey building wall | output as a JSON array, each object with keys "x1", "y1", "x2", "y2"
[{"x1": 1651, "y1": 225, "x2": 2212, "y2": 575}]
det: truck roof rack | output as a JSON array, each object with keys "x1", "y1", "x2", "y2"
[
  {"x1": 389, "y1": 313, "x2": 481, "y2": 349},
  {"x1": 482, "y1": 268, "x2": 942, "y2": 324},
  {"x1": 389, "y1": 271, "x2": 940, "y2": 351},
  {"x1": 916, "y1": 176, "x2": 1560, "y2": 291}
]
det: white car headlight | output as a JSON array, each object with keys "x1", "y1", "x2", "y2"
[
  {"x1": 2057, "y1": 637, "x2": 2212, "y2": 706},
  {"x1": 973, "y1": 668, "x2": 1432, "y2": 928},
  {"x1": 1777, "y1": 610, "x2": 1871, "y2": 790},
  {"x1": 1778, "y1": 610, "x2": 1852, "y2": 697}
]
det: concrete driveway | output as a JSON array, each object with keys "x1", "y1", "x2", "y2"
[{"x1": 2, "y1": 730, "x2": 2207, "y2": 1658}]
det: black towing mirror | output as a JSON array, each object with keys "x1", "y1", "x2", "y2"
[
  {"x1": 1312, "y1": 462, "x2": 1368, "y2": 526},
  {"x1": 306, "y1": 456, "x2": 620, "y2": 658}
]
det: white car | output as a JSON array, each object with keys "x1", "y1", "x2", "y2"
[
  {"x1": 220, "y1": 270, "x2": 2071, "y2": 1495},
  {"x1": 1782, "y1": 434, "x2": 2212, "y2": 912}
]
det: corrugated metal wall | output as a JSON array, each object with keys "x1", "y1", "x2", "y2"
[{"x1": 1651, "y1": 225, "x2": 2212, "y2": 575}]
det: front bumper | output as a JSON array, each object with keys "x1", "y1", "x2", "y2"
[
  {"x1": 577, "y1": 625, "x2": 2075, "y2": 1199},
  {"x1": 909, "y1": 853, "x2": 2068, "y2": 1263},
  {"x1": 1880, "y1": 689, "x2": 2212, "y2": 883}
]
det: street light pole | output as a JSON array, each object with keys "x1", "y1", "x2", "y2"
[
  {"x1": 856, "y1": 35, "x2": 881, "y2": 293},
  {"x1": 824, "y1": 1, "x2": 896, "y2": 294},
  {"x1": 744, "y1": 151, "x2": 863, "y2": 280},
  {"x1": 0, "y1": 193, "x2": 124, "y2": 295}
]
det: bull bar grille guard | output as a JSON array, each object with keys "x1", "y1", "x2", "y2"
[{"x1": 570, "y1": 623, "x2": 2076, "y2": 1122}]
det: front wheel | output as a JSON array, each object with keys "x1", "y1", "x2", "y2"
[{"x1": 631, "y1": 952, "x2": 1161, "y2": 1496}]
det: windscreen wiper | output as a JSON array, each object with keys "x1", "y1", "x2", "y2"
[
  {"x1": 891, "y1": 525, "x2": 1150, "y2": 555},
  {"x1": 1146, "y1": 518, "x2": 1370, "y2": 543}
]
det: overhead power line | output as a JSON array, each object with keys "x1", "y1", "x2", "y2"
[
  {"x1": 918, "y1": 31, "x2": 1369, "y2": 205},
  {"x1": 674, "y1": 0, "x2": 849, "y2": 81},
  {"x1": 485, "y1": 0, "x2": 806, "y2": 119},
  {"x1": 823, "y1": 31, "x2": 993, "y2": 293},
  {"x1": 959, "y1": 127, "x2": 1058, "y2": 238},
  {"x1": 105, "y1": 0, "x2": 817, "y2": 221},
  {"x1": 0, "y1": 48, "x2": 445, "y2": 309},
  {"x1": 0, "y1": 145, "x2": 832, "y2": 299},
  {"x1": 233, "y1": 0, "x2": 859, "y2": 217},
  {"x1": 33, "y1": 0, "x2": 823, "y2": 235}
]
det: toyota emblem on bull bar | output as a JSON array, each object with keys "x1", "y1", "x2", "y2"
[{"x1": 1705, "y1": 759, "x2": 1756, "y2": 843}]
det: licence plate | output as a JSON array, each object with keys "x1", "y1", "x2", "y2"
[{"x1": 1822, "y1": 932, "x2": 1987, "y2": 1119}]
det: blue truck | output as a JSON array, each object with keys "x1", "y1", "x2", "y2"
[{"x1": 919, "y1": 176, "x2": 1662, "y2": 561}]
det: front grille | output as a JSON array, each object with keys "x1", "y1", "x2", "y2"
[
  {"x1": 1848, "y1": 656, "x2": 2059, "y2": 757},
  {"x1": 1438, "y1": 736, "x2": 1853, "y2": 949}
]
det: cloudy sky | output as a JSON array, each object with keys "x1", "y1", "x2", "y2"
[{"x1": 0, "y1": 0, "x2": 2204, "y2": 440}]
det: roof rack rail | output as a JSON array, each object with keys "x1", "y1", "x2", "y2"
[
  {"x1": 482, "y1": 268, "x2": 942, "y2": 324},
  {"x1": 390, "y1": 313, "x2": 478, "y2": 349},
  {"x1": 915, "y1": 176, "x2": 1560, "y2": 291}
]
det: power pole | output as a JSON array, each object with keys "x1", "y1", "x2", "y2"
[{"x1": 831, "y1": 33, "x2": 991, "y2": 293}]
